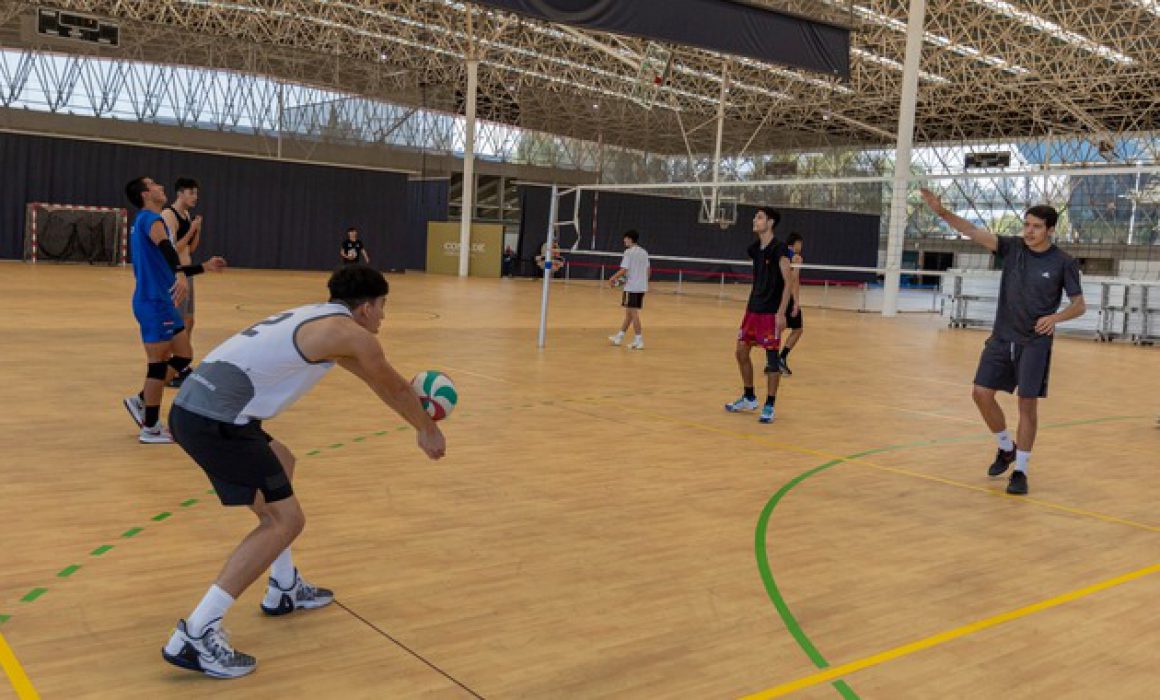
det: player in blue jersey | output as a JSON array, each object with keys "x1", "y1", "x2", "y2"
[{"x1": 122, "y1": 176, "x2": 225, "y2": 443}]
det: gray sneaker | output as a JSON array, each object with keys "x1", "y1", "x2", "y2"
[
  {"x1": 260, "y1": 569, "x2": 335, "y2": 616},
  {"x1": 123, "y1": 395, "x2": 145, "y2": 428},
  {"x1": 162, "y1": 618, "x2": 256, "y2": 679}
]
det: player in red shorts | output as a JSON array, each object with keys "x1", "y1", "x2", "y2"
[{"x1": 724, "y1": 207, "x2": 793, "y2": 423}]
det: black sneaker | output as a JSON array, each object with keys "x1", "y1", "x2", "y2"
[
  {"x1": 1006, "y1": 470, "x2": 1028, "y2": 495},
  {"x1": 778, "y1": 357, "x2": 793, "y2": 376},
  {"x1": 987, "y1": 446, "x2": 1016, "y2": 476}
]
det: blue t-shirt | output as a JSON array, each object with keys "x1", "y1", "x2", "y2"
[{"x1": 130, "y1": 210, "x2": 176, "y2": 305}]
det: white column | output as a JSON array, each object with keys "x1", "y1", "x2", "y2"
[
  {"x1": 458, "y1": 59, "x2": 479, "y2": 277},
  {"x1": 882, "y1": 0, "x2": 926, "y2": 316}
]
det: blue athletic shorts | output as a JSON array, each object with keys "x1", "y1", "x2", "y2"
[{"x1": 133, "y1": 299, "x2": 185, "y2": 343}]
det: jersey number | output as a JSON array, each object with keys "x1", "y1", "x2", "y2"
[{"x1": 241, "y1": 312, "x2": 294, "y2": 337}]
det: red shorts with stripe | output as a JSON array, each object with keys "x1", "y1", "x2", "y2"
[{"x1": 738, "y1": 311, "x2": 781, "y2": 350}]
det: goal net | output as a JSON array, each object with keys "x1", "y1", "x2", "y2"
[{"x1": 24, "y1": 203, "x2": 128, "y2": 265}]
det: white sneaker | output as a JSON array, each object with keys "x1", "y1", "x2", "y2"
[
  {"x1": 628, "y1": 338, "x2": 644, "y2": 350},
  {"x1": 724, "y1": 396, "x2": 759, "y2": 412},
  {"x1": 260, "y1": 569, "x2": 334, "y2": 616},
  {"x1": 123, "y1": 395, "x2": 145, "y2": 428},
  {"x1": 162, "y1": 618, "x2": 256, "y2": 679},
  {"x1": 139, "y1": 424, "x2": 173, "y2": 444},
  {"x1": 608, "y1": 334, "x2": 624, "y2": 346}
]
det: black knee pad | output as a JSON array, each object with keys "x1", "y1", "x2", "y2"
[
  {"x1": 147, "y1": 361, "x2": 169, "y2": 380},
  {"x1": 168, "y1": 355, "x2": 192, "y2": 374}
]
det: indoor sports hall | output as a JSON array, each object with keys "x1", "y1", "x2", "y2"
[{"x1": 1, "y1": 1, "x2": 1158, "y2": 698}]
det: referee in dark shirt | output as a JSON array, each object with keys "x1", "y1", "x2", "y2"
[{"x1": 921, "y1": 188, "x2": 1085, "y2": 495}]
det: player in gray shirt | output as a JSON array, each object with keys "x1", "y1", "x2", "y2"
[{"x1": 920, "y1": 188, "x2": 1085, "y2": 495}]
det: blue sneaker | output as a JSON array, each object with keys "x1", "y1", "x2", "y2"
[
  {"x1": 758, "y1": 404, "x2": 775, "y2": 423},
  {"x1": 725, "y1": 396, "x2": 759, "y2": 412}
]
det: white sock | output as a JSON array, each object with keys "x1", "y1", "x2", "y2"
[
  {"x1": 1015, "y1": 450, "x2": 1031, "y2": 473},
  {"x1": 271, "y1": 548, "x2": 296, "y2": 589},
  {"x1": 187, "y1": 584, "x2": 235, "y2": 636},
  {"x1": 633, "y1": 334, "x2": 642, "y2": 342},
  {"x1": 995, "y1": 430, "x2": 1014, "y2": 452}
]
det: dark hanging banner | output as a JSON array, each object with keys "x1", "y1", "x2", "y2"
[{"x1": 474, "y1": 0, "x2": 849, "y2": 79}]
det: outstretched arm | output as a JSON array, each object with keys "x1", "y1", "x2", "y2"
[
  {"x1": 328, "y1": 329, "x2": 445, "y2": 459},
  {"x1": 919, "y1": 188, "x2": 1000, "y2": 253}
]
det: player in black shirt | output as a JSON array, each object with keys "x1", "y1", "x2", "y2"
[
  {"x1": 724, "y1": 207, "x2": 794, "y2": 424},
  {"x1": 341, "y1": 227, "x2": 370, "y2": 265},
  {"x1": 921, "y1": 188, "x2": 1085, "y2": 495}
]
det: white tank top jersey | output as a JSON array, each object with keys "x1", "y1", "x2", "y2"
[{"x1": 174, "y1": 303, "x2": 353, "y2": 425}]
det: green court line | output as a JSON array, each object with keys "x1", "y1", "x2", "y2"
[
  {"x1": 396, "y1": 426, "x2": 408, "y2": 432},
  {"x1": 755, "y1": 415, "x2": 1143, "y2": 698},
  {"x1": 0, "y1": 422, "x2": 434, "y2": 626}
]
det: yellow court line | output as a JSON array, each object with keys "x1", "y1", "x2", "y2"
[
  {"x1": 0, "y1": 630, "x2": 39, "y2": 700},
  {"x1": 740, "y1": 561, "x2": 1160, "y2": 699},
  {"x1": 626, "y1": 406, "x2": 1160, "y2": 535}
]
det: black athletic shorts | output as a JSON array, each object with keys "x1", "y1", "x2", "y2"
[
  {"x1": 786, "y1": 298, "x2": 803, "y2": 330},
  {"x1": 170, "y1": 404, "x2": 293, "y2": 506},
  {"x1": 621, "y1": 292, "x2": 644, "y2": 309},
  {"x1": 973, "y1": 336, "x2": 1053, "y2": 399}
]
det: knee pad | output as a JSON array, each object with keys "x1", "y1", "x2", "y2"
[
  {"x1": 168, "y1": 355, "x2": 192, "y2": 374},
  {"x1": 146, "y1": 361, "x2": 169, "y2": 380}
]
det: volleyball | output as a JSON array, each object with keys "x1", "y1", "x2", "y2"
[{"x1": 411, "y1": 370, "x2": 457, "y2": 421}]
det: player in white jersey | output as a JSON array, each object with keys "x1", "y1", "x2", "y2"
[
  {"x1": 607, "y1": 230, "x2": 650, "y2": 349},
  {"x1": 162, "y1": 264, "x2": 446, "y2": 679}
]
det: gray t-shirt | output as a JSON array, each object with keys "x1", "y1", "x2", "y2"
[{"x1": 991, "y1": 236, "x2": 1083, "y2": 343}]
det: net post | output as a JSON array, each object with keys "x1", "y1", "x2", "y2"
[
  {"x1": 536, "y1": 185, "x2": 559, "y2": 349},
  {"x1": 677, "y1": 269, "x2": 683, "y2": 294}
]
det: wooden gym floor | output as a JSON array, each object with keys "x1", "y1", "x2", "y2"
[{"x1": 1, "y1": 262, "x2": 1158, "y2": 699}]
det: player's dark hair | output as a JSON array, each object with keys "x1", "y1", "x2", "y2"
[
  {"x1": 174, "y1": 177, "x2": 199, "y2": 193},
  {"x1": 125, "y1": 176, "x2": 150, "y2": 208},
  {"x1": 756, "y1": 206, "x2": 781, "y2": 228},
  {"x1": 328, "y1": 264, "x2": 388, "y2": 309},
  {"x1": 787, "y1": 232, "x2": 803, "y2": 245},
  {"x1": 1024, "y1": 205, "x2": 1058, "y2": 229},
  {"x1": 623, "y1": 229, "x2": 640, "y2": 243},
  {"x1": 347, "y1": 227, "x2": 358, "y2": 234}
]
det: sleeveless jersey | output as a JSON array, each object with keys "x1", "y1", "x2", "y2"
[
  {"x1": 130, "y1": 210, "x2": 176, "y2": 305},
  {"x1": 175, "y1": 303, "x2": 353, "y2": 424},
  {"x1": 163, "y1": 205, "x2": 193, "y2": 244}
]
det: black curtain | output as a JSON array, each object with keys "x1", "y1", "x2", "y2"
[
  {"x1": 518, "y1": 185, "x2": 879, "y2": 282},
  {"x1": 402, "y1": 179, "x2": 449, "y2": 271},
  {"x1": 0, "y1": 131, "x2": 408, "y2": 270},
  {"x1": 474, "y1": 0, "x2": 849, "y2": 79}
]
